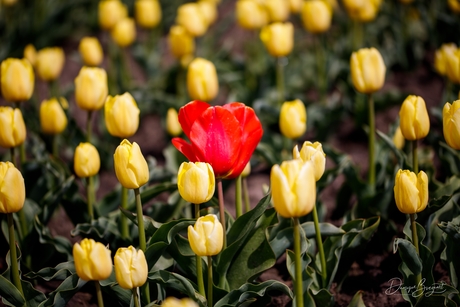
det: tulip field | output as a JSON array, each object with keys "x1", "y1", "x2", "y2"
[{"x1": 2, "y1": 0, "x2": 460, "y2": 306}]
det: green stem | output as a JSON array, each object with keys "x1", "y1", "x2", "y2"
[
  {"x1": 412, "y1": 140, "x2": 418, "y2": 174},
  {"x1": 7, "y1": 213, "x2": 24, "y2": 299},
  {"x1": 410, "y1": 214, "x2": 422, "y2": 295},
  {"x1": 86, "y1": 111, "x2": 93, "y2": 143},
  {"x1": 87, "y1": 176, "x2": 94, "y2": 220},
  {"x1": 293, "y1": 217, "x2": 304, "y2": 307},
  {"x1": 95, "y1": 281, "x2": 104, "y2": 307},
  {"x1": 276, "y1": 56, "x2": 285, "y2": 105},
  {"x1": 207, "y1": 256, "x2": 213, "y2": 307},
  {"x1": 352, "y1": 20, "x2": 363, "y2": 50},
  {"x1": 368, "y1": 93, "x2": 375, "y2": 193},
  {"x1": 134, "y1": 188, "x2": 150, "y2": 304},
  {"x1": 312, "y1": 205, "x2": 327, "y2": 288},
  {"x1": 49, "y1": 79, "x2": 59, "y2": 98},
  {"x1": 132, "y1": 288, "x2": 140, "y2": 307},
  {"x1": 52, "y1": 134, "x2": 58, "y2": 157},
  {"x1": 235, "y1": 175, "x2": 243, "y2": 218},
  {"x1": 120, "y1": 187, "x2": 129, "y2": 239},
  {"x1": 315, "y1": 35, "x2": 326, "y2": 105},
  {"x1": 243, "y1": 177, "x2": 250, "y2": 213},
  {"x1": 217, "y1": 179, "x2": 227, "y2": 248},
  {"x1": 195, "y1": 203, "x2": 205, "y2": 297}
]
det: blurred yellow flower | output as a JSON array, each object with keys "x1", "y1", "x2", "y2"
[
  {"x1": 135, "y1": 0, "x2": 162, "y2": 29},
  {"x1": 36, "y1": 47, "x2": 65, "y2": 81},
  {"x1": 187, "y1": 57, "x2": 219, "y2": 102},
  {"x1": 104, "y1": 92, "x2": 140, "y2": 138},
  {"x1": 74, "y1": 142, "x2": 101, "y2": 178},
  {"x1": 114, "y1": 246, "x2": 148, "y2": 289},
  {"x1": 74, "y1": 66, "x2": 108, "y2": 111},
  {"x1": 79, "y1": 37, "x2": 104, "y2": 67},
  {"x1": 448, "y1": 0, "x2": 460, "y2": 14},
  {"x1": 114, "y1": 139, "x2": 149, "y2": 189},
  {"x1": 445, "y1": 48, "x2": 460, "y2": 84},
  {"x1": 399, "y1": 95, "x2": 430, "y2": 141},
  {"x1": 235, "y1": 0, "x2": 268, "y2": 30},
  {"x1": 289, "y1": 0, "x2": 303, "y2": 13},
  {"x1": 168, "y1": 25, "x2": 195, "y2": 59},
  {"x1": 0, "y1": 106, "x2": 26, "y2": 148},
  {"x1": 166, "y1": 108, "x2": 183, "y2": 137},
  {"x1": 73, "y1": 238, "x2": 113, "y2": 281},
  {"x1": 23, "y1": 44, "x2": 37, "y2": 67},
  {"x1": 0, "y1": 162, "x2": 25, "y2": 214},
  {"x1": 443, "y1": 100, "x2": 460, "y2": 150},
  {"x1": 1, "y1": 58, "x2": 34, "y2": 102},
  {"x1": 188, "y1": 214, "x2": 223, "y2": 256},
  {"x1": 343, "y1": 0, "x2": 381, "y2": 22},
  {"x1": 265, "y1": 0, "x2": 290, "y2": 22},
  {"x1": 161, "y1": 297, "x2": 199, "y2": 307},
  {"x1": 392, "y1": 126, "x2": 405, "y2": 150},
  {"x1": 40, "y1": 98, "x2": 68, "y2": 135},
  {"x1": 99, "y1": 0, "x2": 128, "y2": 30},
  {"x1": 176, "y1": 3, "x2": 208, "y2": 37},
  {"x1": 279, "y1": 99, "x2": 307, "y2": 139},
  {"x1": 350, "y1": 47, "x2": 386, "y2": 94},
  {"x1": 260, "y1": 22, "x2": 294, "y2": 57},
  {"x1": 111, "y1": 18, "x2": 137, "y2": 48},
  {"x1": 394, "y1": 169, "x2": 428, "y2": 214},
  {"x1": 434, "y1": 43, "x2": 457, "y2": 77},
  {"x1": 301, "y1": 0, "x2": 332, "y2": 34},
  {"x1": 198, "y1": 1, "x2": 218, "y2": 26}
]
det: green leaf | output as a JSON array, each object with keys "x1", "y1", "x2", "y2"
[
  {"x1": 439, "y1": 219, "x2": 460, "y2": 291},
  {"x1": 22, "y1": 279, "x2": 47, "y2": 307},
  {"x1": 70, "y1": 216, "x2": 121, "y2": 241},
  {"x1": 34, "y1": 216, "x2": 73, "y2": 260},
  {"x1": 25, "y1": 261, "x2": 75, "y2": 281},
  {"x1": 38, "y1": 274, "x2": 87, "y2": 307},
  {"x1": 0, "y1": 274, "x2": 25, "y2": 307},
  {"x1": 393, "y1": 238, "x2": 422, "y2": 276},
  {"x1": 348, "y1": 290, "x2": 366, "y2": 307}
]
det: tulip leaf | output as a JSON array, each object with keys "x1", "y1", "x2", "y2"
[
  {"x1": 70, "y1": 216, "x2": 121, "y2": 242},
  {"x1": 99, "y1": 270, "x2": 132, "y2": 305},
  {"x1": 38, "y1": 274, "x2": 87, "y2": 307},
  {"x1": 33, "y1": 215, "x2": 73, "y2": 260},
  {"x1": 21, "y1": 279, "x2": 48, "y2": 307},
  {"x1": 439, "y1": 219, "x2": 460, "y2": 291},
  {"x1": 0, "y1": 274, "x2": 25, "y2": 307},
  {"x1": 393, "y1": 238, "x2": 422, "y2": 276},
  {"x1": 25, "y1": 261, "x2": 75, "y2": 281},
  {"x1": 347, "y1": 290, "x2": 366, "y2": 307}
]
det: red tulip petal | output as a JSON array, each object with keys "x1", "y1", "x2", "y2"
[
  {"x1": 178, "y1": 100, "x2": 210, "y2": 138},
  {"x1": 171, "y1": 137, "x2": 199, "y2": 162},
  {"x1": 190, "y1": 106, "x2": 242, "y2": 177}
]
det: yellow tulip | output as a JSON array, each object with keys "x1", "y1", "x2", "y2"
[
  {"x1": 0, "y1": 162, "x2": 25, "y2": 214},
  {"x1": 98, "y1": 0, "x2": 128, "y2": 31},
  {"x1": 0, "y1": 107, "x2": 26, "y2": 148},
  {"x1": 443, "y1": 100, "x2": 460, "y2": 150},
  {"x1": 168, "y1": 25, "x2": 195, "y2": 59},
  {"x1": 270, "y1": 159, "x2": 316, "y2": 218},
  {"x1": 301, "y1": 0, "x2": 332, "y2": 34},
  {"x1": 74, "y1": 143, "x2": 101, "y2": 178},
  {"x1": 73, "y1": 238, "x2": 113, "y2": 281},
  {"x1": 74, "y1": 66, "x2": 108, "y2": 111},
  {"x1": 350, "y1": 47, "x2": 386, "y2": 94},
  {"x1": 399, "y1": 95, "x2": 430, "y2": 141},
  {"x1": 176, "y1": 3, "x2": 208, "y2": 37},
  {"x1": 79, "y1": 37, "x2": 104, "y2": 67},
  {"x1": 235, "y1": 0, "x2": 268, "y2": 30},
  {"x1": 445, "y1": 48, "x2": 460, "y2": 84},
  {"x1": 241, "y1": 162, "x2": 251, "y2": 178},
  {"x1": 188, "y1": 214, "x2": 223, "y2": 256},
  {"x1": 178, "y1": 162, "x2": 215, "y2": 204},
  {"x1": 260, "y1": 22, "x2": 294, "y2": 57},
  {"x1": 114, "y1": 139, "x2": 149, "y2": 189},
  {"x1": 187, "y1": 57, "x2": 219, "y2": 102},
  {"x1": 198, "y1": 1, "x2": 217, "y2": 26},
  {"x1": 343, "y1": 0, "x2": 381, "y2": 22},
  {"x1": 279, "y1": 99, "x2": 307, "y2": 139},
  {"x1": 434, "y1": 43, "x2": 457, "y2": 77},
  {"x1": 36, "y1": 47, "x2": 65, "y2": 81},
  {"x1": 2, "y1": 0, "x2": 17, "y2": 6},
  {"x1": 135, "y1": 0, "x2": 162, "y2": 29},
  {"x1": 23, "y1": 44, "x2": 37, "y2": 67},
  {"x1": 111, "y1": 18, "x2": 137, "y2": 48},
  {"x1": 293, "y1": 141, "x2": 326, "y2": 181},
  {"x1": 40, "y1": 98, "x2": 68, "y2": 135},
  {"x1": 289, "y1": 0, "x2": 303, "y2": 13},
  {"x1": 114, "y1": 246, "x2": 148, "y2": 289},
  {"x1": 265, "y1": 0, "x2": 290, "y2": 22},
  {"x1": 393, "y1": 126, "x2": 405, "y2": 150},
  {"x1": 104, "y1": 92, "x2": 140, "y2": 138},
  {"x1": 166, "y1": 108, "x2": 182, "y2": 137},
  {"x1": 1, "y1": 58, "x2": 34, "y2": 102},
  {"x1": 394, "y1": 169, "x2": 428, "y2": 214},
  {"x1": 161, "y1": 297, "x2": 199, "y2": 307},
  {"x1": 448, "y1": 0, "x2": 460, "y2": 14}
]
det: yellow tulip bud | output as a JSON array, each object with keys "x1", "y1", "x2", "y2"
[
  {"x1": 161, "y1": 297, "x2": 199, "y2": 307},
  {"x1": 289, "y1": 0, "x2": 303, "y2": 13},
  {"x1": 98, "y1": 0, "x2": 128, "y2": 31},
  {"x1": 73, "y1": 238, "x2": 113, "y2": 281},
  {"x1": 40, "y1": 98, "x2": 67, "y2": 135},
  {"x1": 188, "y1": 214, "x2": 223, "y2": 256},
  {"x1": 270, "y1": 159, "x2": 316, "y2": 218},
  {"x1": 279, "y1": 99, "x2": 307, "y2": 139},
  {"x1": 394, "y1": 169, "x2": 428, "y2": 214},
  {"x1": 260, "y1": 22, "x2": 294, "y2": 57},
  {"x1": 350, "y1": 47, "x2": 386, "y2": 94},
  {"x1": 114, "y1": 139, "x2": 149, "y2": 189},
  {"x1": 198, "y1": 1, "x2": 218, "y2": 26},
  {"x1": 74, "y1": 143, "x2": 101, "y2": 178},
  {"x1": 448, "y1": 0, "x2": 460, "y2": 14},
  {"x1": 74, "y1": 66, "x2": 108, "y2": 111},
  {"x1": 0, "y1": 162, "x2": 25, "y2": 214},
  {"x1": 168, "y1": 25, "x2": 195, "y2": 59},
  {"x1": 443, "y1": 100, "x2": 460, "y2": 150},
  {"x1": 293, "y1": 141, "x2": 326, "y2": 181},
  {"x1": 393, "y1": 126, "x2": 405, "y2": 150},
  {"x1": 0, "y1": 107, "x2": 26, "y2": 148},
  {"x1": 241, "y1": 162, "x2": 251, "y2": 178},
  {"x1": 166, "y1": 108, "x2": 182, "y2": 137},
  {"x1": 176, "y1": 3, "x2": 208, "y2": 37},
  {"x1": 343, "y1": 0, "x2": 380, "y2": 22},
  {"x1": 434, "y1": 43, "x2": 457, "y2": 77},
  {"x1": 104, "y1": 92, "x2": 140, "y2": 138},
  {"x1": 2, "y1": 0, "x2": 17, "y2": 6},
  {"x1": 301, "y1": 0, "x2": 332, "y2": 34},
  {"x1": 36, "y1": 47, "x2": 65, "y2": 81},
  {"x1": 1, "y1": 58, "x2": 34, "y2": 102},
  {"x1": 111, "y1": 18, "x2": 137, "y2": 48},
  {"x1": 445, "y1": 48, "x2": 460, "y2": 84},
  {"x1": 23, "y1": 44, "x2": 37, "y2": 67},
  {"x1": 187, "y1": 57, "x2": 219, "y2": 102},
  {"x1": 79, "y1": 37, "x2": 104, "y2": 67},
  {"x1": 178, "y1": 162, "x2": 215, "y2": 204},
  {"x1": 265, "y1": 0, "x2": 290, "y2": 22},
  {"x1": 235, "y1": 0, "x2": 268, "y2": 30},
  {"x1": 135, "y1": 0, "x2": 162, "y2": 29},
  {"x1": 114, "y1": 246, "x2": 148, "y2": 289},
  {"x1": 399, "y1": 95, "x2": 430, "y2": 141}
]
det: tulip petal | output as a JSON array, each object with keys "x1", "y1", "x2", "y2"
[
  {"x1": 178, "y1": 100, "x2": 211, "y2": 138},
  {"x1": 172, "y1": 138, "x2": 199, "y2": 162},
  {"x1": 270, "y1": 164, "x2": 296, "y2": 218},
  {"x1": 188, "y1": 225, "x2": 207, "y2": 256}
]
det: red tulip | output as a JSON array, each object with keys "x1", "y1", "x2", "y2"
[{"x1": 172, "y1": 100, "x2": 263, "y2": 179}]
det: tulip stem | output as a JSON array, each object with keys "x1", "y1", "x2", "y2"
[
  {"x1": 7, "y1": 213, "x2": 24, "y2": 300},
  {"x1": 86, "y1": 111, "x2": 93, "y2": 143},
  {"x1": 410, "y1": 213, "x2": 422, "y2": 295},
  {"x1": 352, "y1": 20, "x2": 363, "y2": 50},
  {"x1": 217, "y1": 179, "x2": 227, "y2": 249},
  {"x1": 412, "y1": 141, "x2": 418, "y2": 174},
  {"x1": 52, "y1": 134, "x2": 58, "y2": 158},
  {"x1": 120, "y1": 186, "x2": 129, "y2": 239},
  {"x1": 243, "y1": 177, "x2": 250, "y2": 213},
  {"x1": 276, "y1": 57, "x2": 285, "y2": 105},
  {"x1": 368, "y1": 93, "x2": 376, "y2": 193},
  {"x1": 293, "y1": 217, "x2": 304, "y2": 307},
  {"x1": 87, "y1": 176, "x2": 95, "y2": 220},
  {"x1": 207, "y1": 256, "x2": 213, "y2": 307},
  {"x1": 235, "y1": 175, "x2": 243, "y2": 218},
  {"x1": 132, "y1": 288, "x2": 140, "y2": 307},
  {"x1": 195, "y1": 203, "x2": 206, "y2": 298},
  {"x1": 49, "y1": 79, "x2": 60, "y2": 98},
  {"x1": 95, "y1": 281, "x2": 104, "y2": 307},
  {"x1": 312, "y1": 204, "x2": 327, "y2": 288},
  {"x1": 134, "y1": 188, "x2": 150, "y2": 304}
]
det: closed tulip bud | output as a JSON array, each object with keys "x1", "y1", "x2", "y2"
[
  {"x1": 99, "y1": 0, "x2": 128, "y2": 30},
  {"x1": 394, "y1": 169, "x2": 428, "y2": 214},
  {"x1": 448, "y1": 0, "x2": 460, "y2": 14},
  {"x1": 187, "y1": 58, "x2": 219, "y2": 102},
  {"x1": 166, "y1": 108, "x2": 182, "y2": 136},
  {"x1": 260, "y1": 22, "x2": 294, "y2": 57},
  {"x1": 270, "y1": 159, "x2": 316, "y2": 218},
  {"x1": 241, "y1": 162, "x2": 251, "y2": 177},
  {"x1": 104, "y1": 92, "x2": 140, "y2": 138},
  {"x1": 135, "y1": 0, "x2": 162, "y2": 29},
  {"x1": 79, "y1": 37, "x2": 104, "y2": 67},
  {"x1": 350, "y1": 47, "x2": 386, "y2": 94},
  {"x1": 73, "y1": 238, "x2": 112, "y2": 281},
  {"x1": 399, "y1": 95, "x2": 430, "y2": 141},
  {"x1": 445, "y1": 48, "x2": 460, "y2": 84},
  {"x1": 176, "y1": 3, "x2": 208, "y2": 37},
  {"x1": 111, "y1": 18, "x2": 136, "y2": 48},
  {"x1": 36, "y1": 47, "x2": 65, "y2": 81},
  {"x1": 0, "y1": 162, "x2": 25, "y2": 214},
  {"x1": 301, "y1": 0, "x2": 332, "y2": 34},
  {"x1": 75, "y1": 67, "x2": 108, "y2": 111},
  {"x1": 443, "y1": 100, "x2": 460, "y2": 150},
  {"x1": 265, "y1": 0, "x2": 290, "y2": 22},
  {"x1": 40, "y1": 98, "x2": 67, "y2": 135},
  {"x1": 161, "y1": 297, "x2": 199, "y2": 307},
  {"x1": 23, "y1": 44, "x2": 37, "y2": 67},
  {"x1": 114, "y1": 246, "x2": 148, "y2": 289},
  {"x1": 1, "y1": 58, "x2": 34, "y2": 102},
  {"x1": 114, "y1": 139, "x2": 149, "y2": 189},
  {"x1": 168, "y1": 25, "x2": 195, "y2": 59},
  {"x1": 279, "y1": 99, "x2": 307, "y2": 139},
  {"x1": 289, "y1": 0, "x2": 303, "y2": 13},
  {"x1": 198, "y1": 1, "x2": 217, "y2": 26},
  {"x1": 178, "y1": 162, "x2": 215, "y2": 204},
  {"x1": 236, "y1": 0, "x2": 268, "y2": 30},
  {"x1": 74, "y1": 143, "x2": 100, "y2": 178},
  {"x1": 0, "y1": 107, "x2": 26, "y2": 148},
  {"x1": 188, "y1": 214, "x2": 223, "y2": 256},
  {"x1": 293, "y1": 141, "x2": 326, "y2": 181},
  {"x1": 393, "y1": 126, "x2": 405, "y2": 150},
  {"x1": 343, "y1": 0, "x2": 380, "y2": 22},
  {"x1": 434, "y1": 43, "x2": 457, "y2": 77}
]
